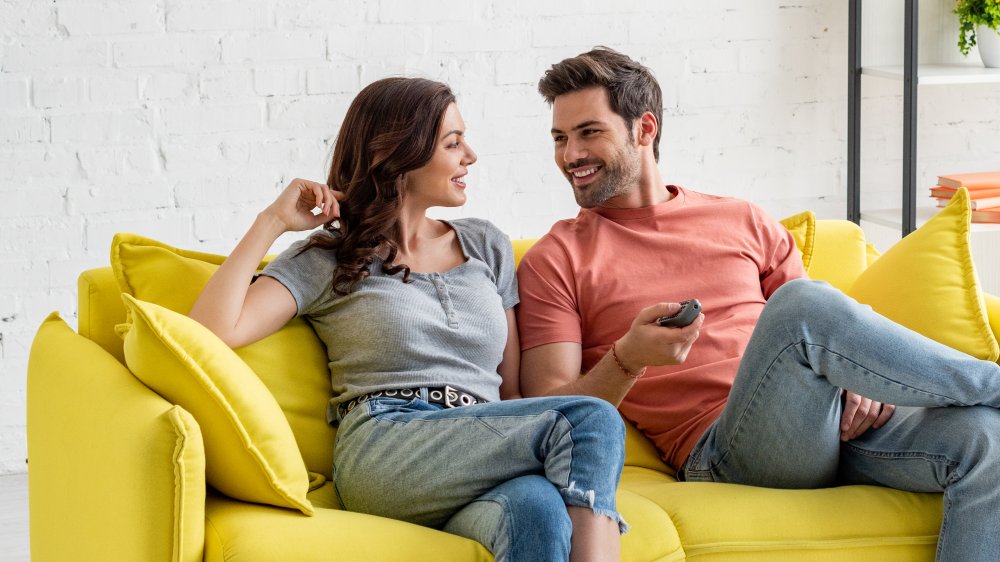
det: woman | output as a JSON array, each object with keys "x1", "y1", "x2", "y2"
[{"x1": 188, "y1": 77, "x2": 627, "y2": 562}]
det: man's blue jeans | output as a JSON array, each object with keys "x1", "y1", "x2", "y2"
[
  {"x1": 680, "y1": 279, "x2": 1000, "y2": 562},
  {"x1": 333, "y1": 394, "x2": 627, "y2": 562}
]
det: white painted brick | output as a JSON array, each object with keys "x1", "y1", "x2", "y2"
[
  {"x1": 192, "y1": 206, "x2": 263, "y2": 244},
  {"x1": 689, "y1": 48, "x2": 739, "y2": 74},
  {"x1": 113, "y1": 35, "x2": 219, "y2": 68},
  {"x1": 160, "y1": 102, "x2": 263, "y2": 135},
  {"x1": 267, "y1": 95, "x2": 352, "y2": 131},
  {"x1": 174, "y1": 172, "x2": 280, "y2": 208},
  {"x1": 50, "y1": 109, "x2": 153, "y2": 143},
  {"x1": 140, "y1": 72, "x2": 198, "y2": 101},
  {"x1": 376, "y1": 0, "x2": 475, "y2": 23},
  {"x1": 32, "y1": 75, "x2": 87, "y2": 109},
  {"x1": 78, "y1": 143, "x2": 161, "y2": 181},
  {"x1": 495, "y1": 52, "x2": 548, "y2": 86},
  {"x1": 66, "y1": 179, "x2": 172, "y2": 216},
  {"x1": 2, "y1": 40, "x2": 108, "y2": 72},
  {"x1": 160, "y1": 139, "x2": 247, "y2": 178},
  {"x1": 222, "y1": 32, "x2": 326, "y2": 64},
  {"x1": 274, "y1": 1, "x2": 371, "y2": 29},
  {"x1": 0, "y1": 217, "x2": 87, "y2": 258},
  {"x1": 57, "y1": 2, "x2": 163, "y2": 35},
  {"x1": 0, "y1": 185, "x2": 65, "y2": 219},
  {"x1": 432, "y1": 22, "x2": 530, "y2": 52},
  {"x1": 306, "y1": 64, "x2": 358, "y2": 94},
  {"x1": 530, "y1": 18, "x2": 629, "y2": 50},
  {"x1": 200, "y1": 66, "x2": 255, "y2": 99},
  {"x1": 85, "y1": 209, "x2": 195, "y2": 257},
  {"x1": 0, "y1": 147, "x2": 79, "y2": 180},
  {"x1": 0, "y1": 116, "x2": 46, "y2": 143},
  {"x1": 49, "y1": 257, "x2": 107, "y2": 291},
  {"x1": 0, "y1": 77, "x2": 29, "y2": 110},
  {"x1": 88, "y1": 74, "x2": 139, "y2": 106},
  {"x1": 0, "y1": 1, "x2": 55, "y2": 38},
  {"x1": 254, "y1": 66, "x2": 305, "y2": 97},
  {"x1": 166, "y1": 2, "x2": 269, "y2": 32},
  {"x1": 0, "y1": 259, "x2": 49, "y2": 292}
]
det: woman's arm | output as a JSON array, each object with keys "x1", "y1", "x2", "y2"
[
  {"x1": 188, "y1": 178, "x2": 340, "y2": 348},
  {"x1": 498, "y1": 308, "x2": 522, "y2": 399}
]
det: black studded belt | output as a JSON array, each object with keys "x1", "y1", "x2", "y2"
[{"x1": 338, "y1": 385, "x2": 481, "y2": 419}]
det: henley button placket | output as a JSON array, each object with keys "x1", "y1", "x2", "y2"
[{"x1": 431, "y1": 273, "x2": 460, "y2": 328}]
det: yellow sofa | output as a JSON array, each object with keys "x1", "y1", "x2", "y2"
[{"x1": 26, "y1": 218, "x2": 999, "y2": 562}]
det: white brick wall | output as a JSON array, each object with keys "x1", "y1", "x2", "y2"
[{"x1": 2, "y1": 0, "x2": 998, "y2": 474}]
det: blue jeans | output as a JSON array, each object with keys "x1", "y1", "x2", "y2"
[
  {"x1": 680, "y1": 279, "x2": 1000, "y2": 562},
  {"x1": 333, "y1": 394, "x2": 627, "y2": 562}
]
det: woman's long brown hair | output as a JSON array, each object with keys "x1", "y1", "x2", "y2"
[{"x1": 299, "y1": 77, "x2": 456, "y2": 295}]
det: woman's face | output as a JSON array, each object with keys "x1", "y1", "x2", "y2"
[{"x1": 405, "y1": 103, "x2": 477, "y2": 209}]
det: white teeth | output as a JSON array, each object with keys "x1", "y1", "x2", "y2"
[{"x1": 572, "y1": 167, "x2": 599, "y2": 178}]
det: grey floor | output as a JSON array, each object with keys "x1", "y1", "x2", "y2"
[{"x1": 0, "y1": 473, "x2": 29, "y2": 562}]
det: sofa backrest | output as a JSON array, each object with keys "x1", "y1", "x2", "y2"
[{"x1": 77, "y1": 219, "x2": 875, "y2": 370}]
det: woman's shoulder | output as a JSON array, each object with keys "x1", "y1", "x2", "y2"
[{"x1": 448, "y1": 218, "x2": 512, "y2": 266}]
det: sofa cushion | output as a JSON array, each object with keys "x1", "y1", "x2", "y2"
[
  {"x1": 110, "y1": 233, "x2": 336, "y2": 475},
  {"x1": 779, "y1": 211, "x2": 816, "y2": 274},
  {"x1": 847, "y1": 188, "x2": 999, "y2": 361},
  {"x1": 121, "y1": 295, "x2": 314, "y2": 515},
  {"x1": 619, "y1": 466, "x2": 940, "y2": 561}
]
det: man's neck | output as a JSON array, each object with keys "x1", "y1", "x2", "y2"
[{"x1": 599, "y1": 159, "x2": 672, "y2": 209}]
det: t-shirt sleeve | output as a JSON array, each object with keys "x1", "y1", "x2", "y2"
[
  {"x1": 259, "y1": 234, "x2": 336, "y2": 316},
  {"x1": 479, "y1": 220, "x2": 519, "y2": 310},
  {"x1": 516, "y1": 237, "x2": 583, "y2": 351},
  {"x1": 752, "y1": 205, "x2": 808, "y2": 298}
]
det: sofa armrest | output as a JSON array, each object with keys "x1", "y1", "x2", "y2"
[
  {"x1": 986, "y1": 293, "x2": 1000, "y2": 349},
  {"x1": 28, "y1": 314, "x2": 206, "y2": 562}
]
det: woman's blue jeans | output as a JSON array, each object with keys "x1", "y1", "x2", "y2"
[
  {"x1": 680, "y1": 279, "x2": 1000, "y2": 562},
  {"x1": 333, "y1": 394, "x2": 627, "y2": 562}
]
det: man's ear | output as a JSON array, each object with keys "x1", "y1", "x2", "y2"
[{"x1": 636, "y1": 112, "x2": 658, "y2": 148}]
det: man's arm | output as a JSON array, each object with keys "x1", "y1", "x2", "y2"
[{"x1": 520, "y1": 302, "x2": 703, "y2": 405}]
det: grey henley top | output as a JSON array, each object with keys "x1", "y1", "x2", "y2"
[{"x1": 261, "y1": 218, "x2": 518, "y2": 425}]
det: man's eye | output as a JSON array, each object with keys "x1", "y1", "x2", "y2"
[
  {"x1": 553, "y1": 136, "x2": 566, "y2": 143},
  {"x1": 583, "y1": 129, "x2": 598, "y2": 136}
]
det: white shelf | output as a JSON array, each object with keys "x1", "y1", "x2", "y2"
[
  {"x1": 861, "y1": 207, "x2": 1000, "y2": 232},
  {"x1": 862, "y1": 64, "x2": 1000, "y2": 85}
]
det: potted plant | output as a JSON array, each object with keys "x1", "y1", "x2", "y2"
[{"x1": 955, "y1": 0, "x2": 1000, "y2": 67}]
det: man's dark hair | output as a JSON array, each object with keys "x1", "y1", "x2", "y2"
[{"x1": 538, "y1": 47, "x2": 663, "y2": 161}]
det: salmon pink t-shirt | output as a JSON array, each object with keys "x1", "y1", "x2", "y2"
[{"x1": 517, "y1": 186, "x2": 806, "y2": 469}]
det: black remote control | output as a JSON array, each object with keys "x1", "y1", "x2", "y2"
[{"x1": 656, "y1": 299, "x2": 702, "y2": 328}]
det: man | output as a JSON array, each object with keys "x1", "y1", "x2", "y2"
[{"x1": 517, "y1": 47, "x2": 1000, "y2": 561}]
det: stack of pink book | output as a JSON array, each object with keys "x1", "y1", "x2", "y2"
[{"x1": 932, "y1": 172, "x2": 1000, "y2": 223}]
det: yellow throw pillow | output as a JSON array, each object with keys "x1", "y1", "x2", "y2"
[
  {"x1": 110, "y1": 233, "x2": 335, "y2": 475},
  {"x1": 847, "y1": 188, "x2": 999, "y2": 361},
  {"x1": 121, "y1": 295, "x2": 314, "y2": 515},
  {"x1": 780, "y1": 210, "x2": 816, "y2": 273}
]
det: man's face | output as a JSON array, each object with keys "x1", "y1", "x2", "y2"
[{"x1": 550, "y1": 86, "x2": 641, "y2": 208}]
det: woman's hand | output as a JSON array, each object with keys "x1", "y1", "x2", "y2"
[{"x1": 261, "y1": 178, "x2": 344, "y2": 233}]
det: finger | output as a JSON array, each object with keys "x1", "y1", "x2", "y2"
[
  {"x1": 872, "y1": 403, "x2": 896, "y2": 429},
  {"x1": 841, "y1": 392, "x2": 862, "y2": 435},
  {"x1": 849, "y1": 400, "x2": 879, "y2": 440},
  {"x1": 634, "y1": 302, "x2": 679, "y2": 325}
]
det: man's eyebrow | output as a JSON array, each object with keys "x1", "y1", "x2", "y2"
[{"x1": 551, "y1": 120, "x2": 607, "y2": 134}]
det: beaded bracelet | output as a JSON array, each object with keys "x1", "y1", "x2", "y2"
[{"x1": 610, "y1": 341, "x2": 646, "y2": 379}]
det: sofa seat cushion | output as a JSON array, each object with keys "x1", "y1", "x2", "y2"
[
  {"x1": 212, "y1": 485, "x2": 685, "y2": 562},
  {"x1": 619, "y1": 467, "x2": 941, "y2": 562},
  {"x1": 204, "y1": 494, "x2": 493, "y2": 562}
]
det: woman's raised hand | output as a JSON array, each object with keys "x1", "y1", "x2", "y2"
[{"x1": 262, "y1": 178, "x2": 344, "y2": 233}]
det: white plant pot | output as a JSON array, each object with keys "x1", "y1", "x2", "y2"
[{"x1": 978, "y1": 25, "x2": 1000, "y2": 68}]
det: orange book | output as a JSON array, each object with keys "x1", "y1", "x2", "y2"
[
  {"x1": 971, "y1": 206, "x2": 1000, "y2": 223},
  {"x1": 936, "y1": 171, "x2": 1000, "y2": 189},
  {"x1": 933, "y1": 194, "x2": 1000, "y2": 209},
  {"x1": 929, "y1": 185, "x2": 1000, "y2": 199}
]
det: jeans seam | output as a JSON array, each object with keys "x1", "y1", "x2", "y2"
[{"x1": 801, "y1": 342, "x2": 970, "y2": 406}]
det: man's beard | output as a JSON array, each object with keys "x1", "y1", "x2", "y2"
[{"x1": 566, "y1": 144, "x2": 641, "y2": 209}]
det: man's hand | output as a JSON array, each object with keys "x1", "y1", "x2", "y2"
[
  {"x1": 613, "y1": 302, "x2": 704, "y2": 374},
  {"x1": 840, "y1": 390, "x2": 895, "y2": 441}
]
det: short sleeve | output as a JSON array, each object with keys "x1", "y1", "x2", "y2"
[
  {"x1": 516, "y1": 236, "x2": 583, "y2": 351},
  {"x1": 259, "y1": 233, "x2": 337, "y2": 316},
  {"x1": 751, "y1": 204, "x2": 808, "y2": 298}
]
